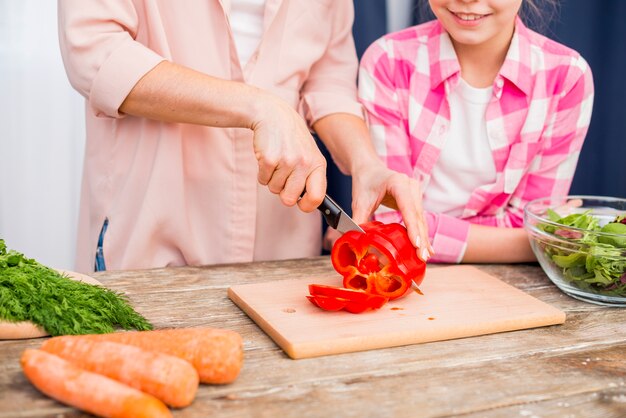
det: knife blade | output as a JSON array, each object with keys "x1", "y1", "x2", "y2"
[{"x1": 315, "y1": 194, "x2": 364, "y2": 234}]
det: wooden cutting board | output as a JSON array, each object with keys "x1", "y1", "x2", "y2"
[
  {"x1": 228, "y1": 265, "x2": 565, "y2": 359},
  {"x1": 0, "y1": 270, "x2": 102, "y2": 340}
]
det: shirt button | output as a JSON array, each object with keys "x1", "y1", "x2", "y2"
[
  {"x1": 438, "y1": 125, "x2": 447, "y2": 135},
  {"x1": 496, "y1": 78, "x2": 504, "y2": 88}
]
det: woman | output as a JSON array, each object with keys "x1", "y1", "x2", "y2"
[{"x1": 58, "y1": 0, "x2": 432, "y2": 272}]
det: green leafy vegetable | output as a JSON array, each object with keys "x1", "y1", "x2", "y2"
[
  {"x1": 539, "y1": 212, "x2": 626, "y2": 297},
  {"x1": 0, "y1": 239, "x2": 152, "y2": 335}
]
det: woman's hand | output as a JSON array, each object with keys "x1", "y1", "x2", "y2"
[
  {"x1": 350, "y1": 160, "x2": 434, "y2": 262},
  {"x1": 251, "y1": 94, "x2": 327, "y2": 212}
]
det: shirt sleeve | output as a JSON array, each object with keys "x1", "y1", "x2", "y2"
[
  {"x1": 374, "y1": 207, "x2": 471, "y2": 264},
  {"x1": 358, "y1": 37, "x2": 415, "y2": 181},
  {"x1": 468, "y1": 56, "x2": 594, "y2": 228},
  {"x1": 299, "y1": 2, "x2": 363, "y2": 125},
  {"x1": 58, "y1": 0, "x2": 165, "y2": 118}
]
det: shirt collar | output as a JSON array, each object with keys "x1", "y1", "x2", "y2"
[
  {"x1": 428, "y1": 16, "x2": 532, "y2": 96},
  {"x1": 499, "y1": 17, "x2": 532, "y2": 96}
]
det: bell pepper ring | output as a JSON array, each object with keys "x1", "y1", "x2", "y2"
[
  {"x1": 330, "y1": 221, "x2": 426, "y2": 300},
  {"x1": 307, "y1": 285, "x2": 388, "y2": 314},
  {"x1": 308, "y1": 284, "x2": 387, "y2": 304}
]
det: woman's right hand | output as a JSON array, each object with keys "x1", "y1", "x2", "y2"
[{"x1": 251, "y1": 94, "x2": 327, "y2": 212}]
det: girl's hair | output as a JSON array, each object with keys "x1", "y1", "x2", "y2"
[
  {"x1": 519, "y1": 0, "x2": 559, "y2": 34},
  {"x1": 414, "y1": 0, "x2": 560, "y2": 35}
]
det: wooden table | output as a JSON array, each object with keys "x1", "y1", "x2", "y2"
[{"x1": 2, "y1": 257, "x2": 625, "y2": 417}]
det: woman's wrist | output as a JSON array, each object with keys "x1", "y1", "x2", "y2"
[
  {"x1": 349, "y1": 156, "x2": 384, "y2": 181},
  {"x1": 247, "y1": 89, "x2": 294, "y2": 131}
]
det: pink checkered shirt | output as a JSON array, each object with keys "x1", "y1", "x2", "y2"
[{"x1": 359, "y1": 18, "x2": 594, "y2": 263}]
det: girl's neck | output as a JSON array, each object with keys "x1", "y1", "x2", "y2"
[{"x1": 451, "y1": 22, "x2": 516, "y2": 88}]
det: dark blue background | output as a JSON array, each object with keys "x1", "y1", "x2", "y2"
[
  {"x1": 322, "y1": 0, "x2": 626, "y2": 225},
  {"x1": 549, "y1": 1, "x2": 626, "y2": 198}
]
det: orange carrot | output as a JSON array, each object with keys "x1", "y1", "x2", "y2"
[
  {"x1": 20, "y1": 349, "x2": 171, "y2": 418},
  {"x1": 75, "y1": 328, "x2": 243, "y2": 384},
  {"x1": 41, "y1": 338, "x2": 199, "y2": 408}
]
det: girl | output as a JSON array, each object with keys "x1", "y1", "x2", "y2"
[{"x1": 358, "y1": 0, "x2": 594, "y2": 263}]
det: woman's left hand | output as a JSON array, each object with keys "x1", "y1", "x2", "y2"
[{"x1": 350, "y1": 160, "x2": 434, "y2": 262}]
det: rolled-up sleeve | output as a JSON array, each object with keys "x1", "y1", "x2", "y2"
[
  {"x1": 58, "y1": 0, "x2": 165, "y2": 118},
  {"x1": 375, "y1": 207, "x2": 471, "y2": 264},
  {"x1": 299, "y1": 1, "x2": 364, "y2": 125}
]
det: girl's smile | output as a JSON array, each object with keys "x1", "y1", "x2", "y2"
[
  {"x1": 429, "y1": 0, "x2": 522, "y2": 48},
  {"x1": 448, "y1": 10, "x2": 493, "y2": 27}
]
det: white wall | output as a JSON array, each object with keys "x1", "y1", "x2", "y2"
[{"x1": 0, "y1": 1, "x2": 85, "y2": 270}]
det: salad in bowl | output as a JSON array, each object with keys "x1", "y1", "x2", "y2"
[{"x1": 524, "y1": 196, "x2": 626, "y2": 306}]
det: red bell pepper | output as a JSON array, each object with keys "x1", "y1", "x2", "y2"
[
  {"x1": 307, "y1": 285, "x2": 388, "y2": 314},
  {"x1": 330, "y1": 221, "x2": 426, "y2": 300},
  {"x1": 306, "y1": 221, "x2": 425, "y2": 314}
]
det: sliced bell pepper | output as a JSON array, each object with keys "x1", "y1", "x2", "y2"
[
  {"x1": 330, "y1": 221, "x2": 426, "y2": 300},
  {"x1": 306, "y1": 295, "x2": 347, "y2": 311},
  {"x1": 308, "y1": 284, "x2": 387, "y2": 305},
  {"x1": 307, "y1": 285, "x2": 388, "y2": 314}
]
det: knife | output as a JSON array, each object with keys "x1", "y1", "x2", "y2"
[
  {"x1": 315, "y1": 194, "x2": 364, "y2": 234},
  {"x1": 312, "y1": 193, "x2": 422, "y2": 293}
]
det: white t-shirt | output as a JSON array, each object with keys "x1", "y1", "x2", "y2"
[
  {"x1": 229, "y1": 0, "x2": 266, "y2": 67},
  {"x1": 422, "y1": 78, "x2": 497, "y2": 217}
]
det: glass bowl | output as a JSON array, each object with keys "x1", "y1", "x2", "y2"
[{"x1": 524, "y1": 195, "x2": 626, "y2": 306}]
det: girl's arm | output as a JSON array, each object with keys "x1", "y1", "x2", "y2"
[{"x1": 462, "y1": 224, "x2": 535, "y2": 263}]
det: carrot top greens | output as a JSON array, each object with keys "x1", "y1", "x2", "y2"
[{"x1": 0, "y1": 239, "x2": 152, "y2": 336}]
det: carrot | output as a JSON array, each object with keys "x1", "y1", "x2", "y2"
[
  {"x1": 73, "y1": 328, "x2": 243, "y2": 384},
  {"x1": 20, "y1": 349, "x2": 171, "y2": 418},
  {"x1": 41, "y1": 338, "x2": 199, "y2": 408}
]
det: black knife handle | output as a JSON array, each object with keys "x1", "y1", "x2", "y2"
[
  {"x1": 318, "y1": 195, "x2": 342, "y2": 229},
  {"x1": 300, "y1": 191, "x2": 342, "y2": 229}
]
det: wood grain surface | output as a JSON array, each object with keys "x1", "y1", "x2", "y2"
[{"x1": 1, "y1": 258, "x2": 624, "y2": 418}]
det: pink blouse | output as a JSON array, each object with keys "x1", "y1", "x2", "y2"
[{"x1": 58, "y1": 0, "x2": 363, "y2": 272}]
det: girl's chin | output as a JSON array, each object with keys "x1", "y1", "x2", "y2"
[{"x1": 445, "y1": 29, "x2": 492, "y2": 47}]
